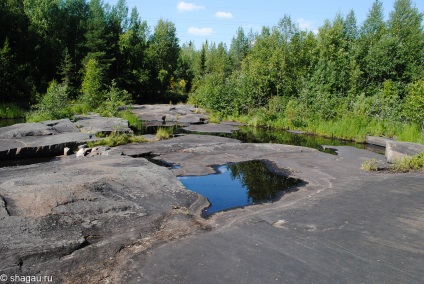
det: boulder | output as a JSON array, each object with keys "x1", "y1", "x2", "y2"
[
  {"x1": 385, "y1": 140, "x2": 424, "y2": 163},
  {"x1": 366, "y1": 135, "x2": 392, "y2": 147}
]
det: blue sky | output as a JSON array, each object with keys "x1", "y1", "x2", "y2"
[{"x1": 105, "y1": 0, "x2": 424, "y2": 48}]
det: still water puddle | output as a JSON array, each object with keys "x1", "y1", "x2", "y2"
[
  {"x1": 137, "y1": 125, "x2": 385, "y2": 155},
  {"x1": 177, "y1": 160, "x2": 301, "y2": 217}
]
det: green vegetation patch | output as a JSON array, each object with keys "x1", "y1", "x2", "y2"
[
  {"x1": 118, "y1": 110, "x2": 142, "y2": 131},
  {"x1": 155, "y1": 127, "x2": 173, "y2": 140},
  {"x1": 0, "y1": 103, "x2": 25, "y2": 119},
  {"x1": 88, "y1": 132, "x2": 146, "y2": 147},
  {"x1": 392, "y1": 152, "x2": 424, "y2": 172},
  {"x1": 361, "y1": 159, "x2": 379, "y2": 171}
]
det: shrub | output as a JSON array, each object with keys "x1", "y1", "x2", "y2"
[
  {"x1": 97, "y1": 80, "x2": 132, "y2": 117},
  {"x1": 27, "y1": 80, "x2": 71, "y2": 122},
  {"x1": 403, "y1": 80, "x2": 424, "y2": 128},
  {"x1": 80, "y1": 59, "x2": 104, "y2": 111}
]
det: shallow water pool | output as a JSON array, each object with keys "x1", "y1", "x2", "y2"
[{"x1": 178, "y1": 160, "x2": 301, "y2": 217}]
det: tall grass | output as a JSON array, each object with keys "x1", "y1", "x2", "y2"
[
  {"x1": 118, "y1": 110, "x2": 142, "y2": 131},
  {"x1": 215, "y1": 108, "x2": 424, "y2": 144},
  {"x1": 0, "y1": 103, "x2": 26, "y2": 119}
]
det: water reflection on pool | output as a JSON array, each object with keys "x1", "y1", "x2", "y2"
[{"x1": 178, "y1": 160, "x2": 301, "y2": 217}]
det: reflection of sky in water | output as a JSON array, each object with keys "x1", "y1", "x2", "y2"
[
  {"x1": 178, "y1": 165, "x2": 250, "y2": 216},
  {"x1": 178, "y1": 161, "x2": 300, "y2": 217}
]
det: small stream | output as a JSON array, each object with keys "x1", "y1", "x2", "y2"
[{"x1": 138, "y1": 125, "x2": 385, "y2": 155}]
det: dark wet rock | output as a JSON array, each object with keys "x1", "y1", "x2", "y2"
[
  {"x1": 386, "y1": 140, "x2": 424, "y2": 163},
  {"x1": 0, "y1": 156, "x2": 205, "y2": 283},
  {"x1": 74, "y1": 114, "x2": 132, "y2": 134}
]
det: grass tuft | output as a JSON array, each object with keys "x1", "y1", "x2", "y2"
[
  {"x1": 361, "y1": 158, "x2": 379, "y2": 171},
  {"x1": 118, "y1": 110, "x2": 142, "y2": 131},
  {"x1": 156, "y1": 127, "x2": 173, "y2": 140},
  {"x1": 88, "y1": 132, "x2": 146, "y2": 147}
]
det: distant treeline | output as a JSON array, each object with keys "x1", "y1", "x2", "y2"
[{"x1": 0, "y1": 0, "x2": 182, "y2": 105}]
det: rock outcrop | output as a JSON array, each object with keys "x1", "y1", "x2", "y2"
[
  {"x1": 74, "y1": 114, "x2": 132, "y2": 134},
  {"x1": 0, "y1": 115, "x2": 132, "y2": 159},
  {"x1": 131, "y1": 104, "x2": 209, "y2": 126},
  {"x1": 0, "y1": 155, "x2": 206, "y2": 283}
]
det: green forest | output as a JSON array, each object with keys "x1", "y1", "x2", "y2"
[{"x1": 1, "y1": 0, "x2": 424, "y2": 143}]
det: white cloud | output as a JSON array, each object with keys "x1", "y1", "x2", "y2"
[
  {"x1": 188, "y1": 27, "x2": 214, "y2": 36},
  {"x1": 215, "y1": 11, "x2": 233, "y2": 19},
  {"x1": 296, "y1": 18, "x2": 318, "y2": 34},
  {"x1": 177, "y1": 1, "x2": 205, "y2": 12}
]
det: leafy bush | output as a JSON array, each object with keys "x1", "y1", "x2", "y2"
[
  {"x1": 403, "y1": 80, "x2": 424, "y2": 128},
  {"x1": 27, "y1": 80, "x2": 71, "y2": 122},
  {"x1": 97, "y1": 80, "x2": 132, "y2": 117}
]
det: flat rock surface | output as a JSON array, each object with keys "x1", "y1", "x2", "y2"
[
  {"x1": 113, "y1": 135, "x2": 424, "y2": 284},
  {"x1": 74, "y1": 114, "x2": 132, "y2": 134},
  {"x1": 0, "y1": 119, "x2": 78, "y2": 139},
  {"x1": 131, "y1": 104, "x2": 208, "y2": 125},
  {"x1": 2, "y1": 125, "x2": 424, "y2": 283},
  {"x1": 112, "y1": 134, "x2": 241, "y2": 159},
  {"x1": 0, "y1": 155, "x2": 206, "y2": 283}
]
